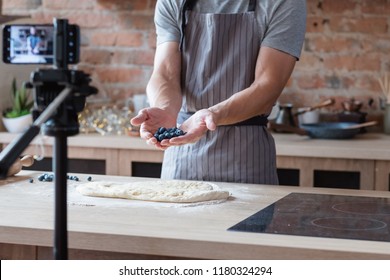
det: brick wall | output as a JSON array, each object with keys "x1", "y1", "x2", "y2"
[
  {"x1": 2, "y1": 0, "x2": 390, "y2": 117},
  {"x1": 283, "y1": 0, "x2": 390, "y2": 116}
]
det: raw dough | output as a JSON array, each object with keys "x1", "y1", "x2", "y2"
[{"x1": 76, "y1": 180, "x2": 230, "y2": 203}]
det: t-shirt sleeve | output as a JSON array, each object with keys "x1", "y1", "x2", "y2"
[
  {"x1": 154, "y1": 0, "x2": 181, "y2": 45},
  {"x1": 261, "y1": 0, "x2": 307, "y2": 60}
]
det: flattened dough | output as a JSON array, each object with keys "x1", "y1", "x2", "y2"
[{"x1": 76, "y1": 180, "x2": 230, "y2": 203}]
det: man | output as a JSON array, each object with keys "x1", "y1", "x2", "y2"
[
  {"x1": 131, "y1": 0, "x2": 306, "y2": 184},
  {"x1": 27, "y1": 27, "x2": 43, "y2": 54}
]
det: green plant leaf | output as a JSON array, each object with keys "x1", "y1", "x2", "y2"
[{"x1": 4, "y1": 78, "x2": 33, "y2": 118}]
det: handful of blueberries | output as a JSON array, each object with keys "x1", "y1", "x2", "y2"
[{"x1": 154, "y1": 127, "x2": 185, "y2": 142}]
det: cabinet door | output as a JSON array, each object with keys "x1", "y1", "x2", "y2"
[
  {"x1": 375, "y1": 161, "x2": 390, "y2": 191},
  {"x1": 277, "y1": 156, "x2": 375, "y2": 190}
]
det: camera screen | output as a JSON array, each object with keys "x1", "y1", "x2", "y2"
[{"x1": 4, "y1": 25, "x2": 54, "y2": 64}]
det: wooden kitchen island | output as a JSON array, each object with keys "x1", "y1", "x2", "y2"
[{"x1": 0, "y1": 171, "x2": 390, "y2": 260}]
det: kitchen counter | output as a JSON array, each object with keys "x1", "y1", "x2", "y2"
[
  {"x1": 274, "y1": 132, "x2": 390, "y2": 161},
  {"x1": 2, "y1": 132, "x2": 390, "y2": 190},
  {"x1": 1, "y1": 131, "x2": 390, "y2": 160},
  {"x1": 1, "y1": 171, "x2": 390, "y2": 260}
]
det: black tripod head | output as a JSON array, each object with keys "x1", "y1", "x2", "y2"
[
  {"x1": 28, "y1": 68, "x2": 97, "y2": 137},
  {"x1": 27, "y1": 18, "x2": 97, "y2": 137}
]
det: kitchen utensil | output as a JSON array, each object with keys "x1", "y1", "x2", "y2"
[
  {"x1": 294, "y1": 98, "x2": 335, "y2": 116},
  {"x1": 297, "y1": 109, "x2": 320, "y2": 124},
  {"x1": 342, "y1": 99, "x2": 363, "y2": 112},
  {"x1": 270, "y1": 121, "x2": 377, "y2": 139},
  {"x1": 274, "y1": 103, "x2": 296, "y2": 128},
  {"x1": 300, "y1": 121, "x2": 377, "y2": 139},
  {"x1": 7, "y1": 154, "x2": 34, "y2": 176}
]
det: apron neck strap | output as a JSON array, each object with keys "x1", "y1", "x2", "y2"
[
  {"x1": 180, "y1": 0, "x2": 197, "y2": 51},
  {"x1": 248, "y1": 0, "x2": 256, "y2": 12}
]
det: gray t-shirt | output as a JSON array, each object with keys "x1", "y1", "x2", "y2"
[{"x1": 155, "y1": 0, "x2": 306, "y2": 59}]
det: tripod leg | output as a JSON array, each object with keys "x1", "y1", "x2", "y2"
[{"x1": 53, "y1": 135, "x2": 68, "y2": 260}]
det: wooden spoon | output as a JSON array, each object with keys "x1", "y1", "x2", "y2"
[
  {"x1": 345, "y1": 121, "x2": 378, "y2": 130},
  {"x1": 7, "y1": 155, "x2": 35, "y2": 177},
  {"x1": 294, "y1": 98, "x2": 335, "y2": 116}
]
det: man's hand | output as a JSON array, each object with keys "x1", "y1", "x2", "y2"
[
  {"x1": 160, "y1": 109, "x2": 217, "y2": 147},
  {"x1": 130, "y1": 107, "x2": 177, "y2": 150}
]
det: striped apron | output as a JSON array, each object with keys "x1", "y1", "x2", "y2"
[{"x1": 161, "y1": 0, "x2": 279, "y2": 185}]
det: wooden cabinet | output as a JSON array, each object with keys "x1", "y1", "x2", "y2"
[
  {"x1": 274, "y1": 133, "x2": 390, "y2": 191},
  {"x1": 276, "y1": 156, "x2": 375, "y2": 190}
]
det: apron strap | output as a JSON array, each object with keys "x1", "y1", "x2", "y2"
[
  {"x1": 248, "y1": 0, "x2": 257, "y2": 12},
  {"x1": 180, "y1": 0, "x2": 198, "y2": 51}
]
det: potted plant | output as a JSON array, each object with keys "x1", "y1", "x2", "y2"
[{"x1": 2, "y1": 78, "x2": 34, "y2": 133}]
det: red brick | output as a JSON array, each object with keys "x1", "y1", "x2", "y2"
[
  {"x1": 2, "y1": 0, "x2": 40, "y2": 10},
  {"x1": 67, "y1": 12, "x2": 118, "y2": 28},
  {"x1": 147, "y1": 31, "x2": 157, "y2": 49},
  {"x1": 116, "y1": 32, "x2": 144, "y2": 47},
  {"x1": 354, "y1": 74, "x2": 383, "y2": 93},
  {"x1": 324, "y1": 54, "x2": 381, "y2": 72},
  {"x1": 295, "y1": 52, "x2": 323, "y2": 71},
  {"x1": 329, "y1": 16, "x2": 388, "y2": 34},
  {"x1": 297, "y1": 74, "x2": 326, "y2": 90},
  {"x1": 305, "y1": 35, "x2": 360, "y2": 53},
  {"x1": 361, "y1": 0, "x2": 390, "y2": 14},
  {"x1": 42, "y1": 0, "x2": 94, "y2": 10},
  {"x1": 111, "y1": 50, "x2": 155, "y2": 66},
  {"x1": 96, "y1": 0, "x2": 149, "y2": 11},
  {"x1": 95, "y1": 67, "x2": 145, "y2": 83},
  {"x1": 306, "y1": 0, "x2": 323, "y2": 15},
  {"x1": 306, "y1": 16, "x2": 327, "y2": 33},
  {"x1": 80, "y1": 48, "x2": 112, "y2": 65},
  {"x1": 322, "y1": 0, "x2": 358, "y2": 14},
  {"x1": 117, "y1": 13, "x2": 155, "y2": 30},
  {"x1": 91, "y1": 32, "x2": 117, "y2": 47}
]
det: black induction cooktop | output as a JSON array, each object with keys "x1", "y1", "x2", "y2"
[{"x1": 228, "y1": 193, "x2": 390, "y2": 242}]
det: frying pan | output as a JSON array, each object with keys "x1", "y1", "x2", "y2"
[{"x1": 270, "y1": 121, "x2": 377, "y2": 139}]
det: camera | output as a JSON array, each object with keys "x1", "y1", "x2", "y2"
[{"x1": 2, "y1": 23, "x2": 79, "y2": 65}]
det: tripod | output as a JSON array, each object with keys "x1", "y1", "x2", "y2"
[
  {"x1": 0, "y1": 19, "x2": 97, "y2": 259},
  {"x1": 0, "y1": 71, "x2": 96, "y2": 259}
]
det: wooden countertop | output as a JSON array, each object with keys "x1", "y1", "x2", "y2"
[
  {"x1": 2, "y1": 131, "x2": 390, "y2": 160},
  {"x1": 1, "y1": 171, "x2": 390, "y2": 259}
]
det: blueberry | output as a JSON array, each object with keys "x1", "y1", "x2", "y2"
[
  {"x1": 157, "y1": 134, "x2": 165, "y2": 142},
  {"x1": 157, "y1": 127, "x2": 166, "y2": 134},
  {"x1": 29, "y1": 178, "x2": 34, "y2": 183},
  {"x1": 87, "y1": 176, "x2": 92, "y2": 181}
]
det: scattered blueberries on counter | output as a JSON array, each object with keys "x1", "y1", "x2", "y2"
[
  {"x1": 154, "y1": 127, "x2": 185, "y2": 142},
  {"x1": 38, "y1": 173, "x2": 54, "y2": 182},
  {"x1": 35, "y1": 173, "x2": 86, "y2": 182}
]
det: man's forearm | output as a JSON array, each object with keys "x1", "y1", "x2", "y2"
[
  {"x1": 208, "y1": 47, "x2": 296, "y2": 126},
  {"x1": 146, "y1": 42, "x2": 183, "y2": 120},
  {"x1": 146, "y1": 74, "x2": 182, "y2": 118}
]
